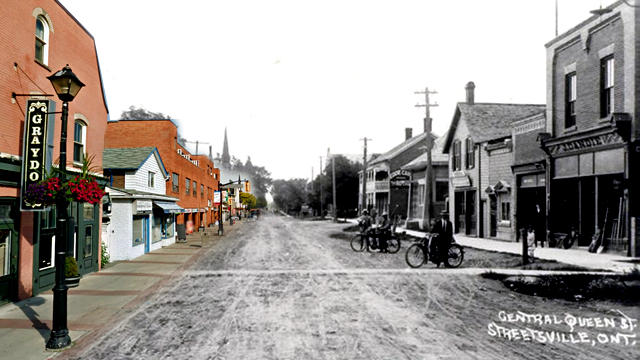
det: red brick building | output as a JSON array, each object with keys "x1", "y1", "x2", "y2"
[
  {"x1": 104, "y1": 119, "x2": 220, "y2": 229},
  {"x1": 0, "y1": 0, "x2": 109, "y2": 301}
]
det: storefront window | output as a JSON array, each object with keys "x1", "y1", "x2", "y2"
[
  {"x1": 501, "y1": 201, "x2": 511, "y2": 221},
  {"x1": 39, "y1": 234, "x2": 55, "y2": 270},
  {"x1": 164, "y1": 215, "x2": 175, "y2": 238},
  {"x1": 84, "y1": 226, "x2": 92, "y2": 258},
  {"x1": 152, "y1": 215, "x2": 163, "y2": 243},
  {"x1": 132, "y1": 216, "x2": 144, "y2": 247},
  {"x1": 0, "y1": 230, "x2": 9, "y2": 276}
]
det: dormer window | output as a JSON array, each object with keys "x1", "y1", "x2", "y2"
[{"x1": 35, "y1": 16, "x2": 50, "y2": 65}]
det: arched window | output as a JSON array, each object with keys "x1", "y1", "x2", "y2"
[{"x1": 35, "y1": 16, "x2": 50, "y2": 65}]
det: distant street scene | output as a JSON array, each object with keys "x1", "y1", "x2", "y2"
[{"x1": 64, "y1": 216, "x2": 639, "y2": 360}]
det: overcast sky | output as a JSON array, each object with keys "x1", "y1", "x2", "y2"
[{"x1": 59, "y1": 0, "x2": 615, "y2": 180}]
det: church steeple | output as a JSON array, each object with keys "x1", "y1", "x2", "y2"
[{"x1": 221, "y1": 127, "x2": 230, "y2": 167}]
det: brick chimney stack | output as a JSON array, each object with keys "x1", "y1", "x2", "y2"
[
  {"x1": 405, "y1": 127, "x2": 413, "y2": 140},
  {"x1": 465, "y1": 81, "x2": 475, "y2": 104}
]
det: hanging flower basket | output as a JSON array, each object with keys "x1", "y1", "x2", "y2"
[{"x1": 22, "y1": 155, "x2": 106, "y2": 206}]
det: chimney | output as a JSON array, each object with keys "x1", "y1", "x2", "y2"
[
  {"x1": 465, "y1": 81, "x2": 475, "y2": 104},
  {"x1": 405, "y1": 128, "x2": 413, "y2": 140}
]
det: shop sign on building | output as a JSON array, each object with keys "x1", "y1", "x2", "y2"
[
  {"x1": 20, "y1": 100, "x2": 53, "y2": 211},
  {"x1": 135, "y1": 200, "x2": 153, "y2": 213},
  {"x1": 451, "y1": 171, "x2": 472, "y2": 188}
]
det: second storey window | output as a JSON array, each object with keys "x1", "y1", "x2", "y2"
[
  {"x1": 452, "y1": 140, "x2": 461, "y2": 171},
  {"x1": 201, "y1": 184, "x2": 204, "y2": 198},
  {"x1": 600, "y1": 56, "x2": 614, "y2": 118},
  {"x1": 193, "y1": 181, "x2": 197, "y2": 196},
  {"x1": 465, "y1": 137, "x2": 475, "y2": 169},
  {"x1": 35, "y1": 16, "x2": 50, "y2": 65},
  {"x1": 565, "y1": 72, "x2": 577, "y2": 128},
  {"x1": 185, "y1": 178, "x2": 191, "y2": 195},
  {"x1": 172, "y1": 173, "x2": 179, "y2": 193},
  {"x1": 148, "y1": 171, "x2": 155, "y2": 188},
  {"x1": 73, "y1": 121, "x2": 86, "y2": 163}
]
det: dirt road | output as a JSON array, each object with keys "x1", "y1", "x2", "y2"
[{"x1": 67, "y1": 216, "x2": 639, "y2": 360}]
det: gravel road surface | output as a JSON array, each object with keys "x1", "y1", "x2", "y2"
[{"x1": 67, "y1": 216, "x2": 639, "y2": 360}]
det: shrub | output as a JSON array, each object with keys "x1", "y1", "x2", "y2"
[{"x1": 65, "y1": 256, "x2": 79, "y2": 277}]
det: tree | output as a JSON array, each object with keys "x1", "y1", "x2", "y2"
[
  {"x1": 308, "y1": 155, "x2": 361, "y2": 218},
  {"x1": 271, "y1": 178, "x2": 308, "y2": 213},
  {"x1": 231, "y1": 157, "x2": 272, "y2": 200},
  {"x1": 120, "y1": 106, "x2": 171, "y2": 120},
  {"x1": 240, "y1": 192, "x2": 257, "y2": 209}
]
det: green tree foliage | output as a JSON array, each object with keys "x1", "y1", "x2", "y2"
[
  {"x1": 308, "y1": 155, "x2": 361, "y2": 217},
  {"x1": 240, "y1": 192, "x2": 257, "y2": 209},
  {"x1": 255, "y1": 195, "x2": 268, "y2": 209},
  {"x1": 271, "y1": 178, "x2": 308, "y2": 213}
]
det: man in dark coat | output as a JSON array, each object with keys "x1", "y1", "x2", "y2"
[{"x1": 431, "y1": 210, "x2": 454, "y2": 267}]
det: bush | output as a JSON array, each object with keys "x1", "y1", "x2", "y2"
[
  {"x1": 65, "y1": 256, "x2": 79, "y2": 277},
  {"x1": 101, "y1": 241, "x2": 110, "y2": 266}
]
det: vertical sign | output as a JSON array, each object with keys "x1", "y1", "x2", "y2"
[
  {"x1": 20, "y1": 100, "x2": 50, "y2": 211},
  {"x1": 213, "y1": 191, "x2": 221, "y2": 205}
]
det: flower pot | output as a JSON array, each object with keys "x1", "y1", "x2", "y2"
[{"x1": 65, "y1": 275, "x2": 81, "y2": 288}]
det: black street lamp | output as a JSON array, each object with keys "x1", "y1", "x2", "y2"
[{"x1": 46, "y1": 64, "x2": 84, "y2": 350}]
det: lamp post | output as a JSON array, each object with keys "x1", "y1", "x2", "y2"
[{"x1": 46, "y1": 65, "x2": 84, "y2": 350}]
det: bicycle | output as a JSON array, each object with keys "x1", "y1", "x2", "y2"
[
  {"x1": 350, "y1": 227, "x2": 403, "y2": 254},
  {"x1": 405, "y1": 233, "x2": 464, "y2": 268}
]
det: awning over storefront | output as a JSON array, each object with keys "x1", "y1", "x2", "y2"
[{"x1": 153, "y1": 201, "x2": 184, "y2": 214}]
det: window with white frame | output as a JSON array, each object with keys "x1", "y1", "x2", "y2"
[
  {"x1": 148, "y1": 171, "x2": 155, "y2": 188},
  {"x1": 35, "y1": 16, "x2": 50, "y2": 65},
  {"x1": 185, "y1": 178, "x2": 191, "y2": 195},
  {"x1": 565, "y1": 72, "x2": 577, "y2": 128},
  {"x1": 600, "y1": 56, "x2": 614, "y2": 118},
  {"x1": 73, "y1": 120, "x2": 86, "y2": 163},
  {"x1": 500, "y1": 198, "x2": 511, "y2": 221}
]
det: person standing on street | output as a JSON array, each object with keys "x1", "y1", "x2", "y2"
[{"x1": 431, "y1": 210, "x2": 454, "y2": 267}]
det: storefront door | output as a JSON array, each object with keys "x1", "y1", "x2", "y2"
[
  {"x1": 73, "y1": 202, "x2": 99, "y2": 275},
  {"x1": 33, "y1": 208, "x2": 57, "y2": 295},
  {"x1": 0, "y1": 200, "x2": 18, "y2": 303}
]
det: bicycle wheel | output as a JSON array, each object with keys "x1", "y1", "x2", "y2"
[
  {"x1": 350, "y1": 234, "x2": 365, "y2": 252},
  {"x1": 386, "y1": 237, "x2": 401, "y2": 254},
  {"x1": 405, "y1": 243, "x2": 426, "y2": 268},
  {"x1": 445, "y1": 244, "x2": 464, "y2": 268}
]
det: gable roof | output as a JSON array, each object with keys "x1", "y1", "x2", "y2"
[
  {"x1": 103, "y1": 147, "x2": 168, "y2": 178},
  {"x1": 443, "y1": 103, "x2": 545, "y2": 153},
  {"x1": 369, "y1": 132, "x2": 430, "y2": 166},
  {"x1": 401, "y1": 133, "x2": 448, "y2": 171}
]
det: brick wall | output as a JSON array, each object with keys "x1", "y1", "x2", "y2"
[
  {"x1": 552, "y1": 15, "x2": 624, "y2": 135},
  {"x1": 105, "y1": 119, "x2": 219, "y2": 227},
  {"x1": 1, "y1": 0, "x2": 109, "y2": 299}
]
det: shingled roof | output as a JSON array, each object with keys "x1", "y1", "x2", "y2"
[
  {"x1": 401, "y1": 133, "x2": 448, "y2": 171},
  {"x1": 443, "y1": 103, "x2": 545, "y2": 153},
  {"x1": 103, "y1": 147, "x2": 168, "y2": 178},
  {"x1": 369, "y1": 132, "x2": 431, "y2": 166}
]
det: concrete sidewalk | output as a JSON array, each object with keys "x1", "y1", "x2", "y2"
[
  {"x1": 0, "y1": 223, "x2": 240, "y2": 360},
  {"x1": 346, "y1": 218, "x2": 639, "y2": 273}
]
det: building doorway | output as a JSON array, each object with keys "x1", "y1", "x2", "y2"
[{"x1": 0, "y1": 199, "x2": 18, "y2": 304}]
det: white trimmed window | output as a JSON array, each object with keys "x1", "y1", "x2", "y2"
[
  {"x1": 73, "y1": 120, "x2": 86, "y2": 164},
  {"x1": 35, "y1": 16, "x2": 50, "y2": 65},
  {"x1": 148, "y1": 171, "x2": 155, "y2": 188}
]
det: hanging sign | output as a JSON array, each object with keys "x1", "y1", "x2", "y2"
[
  {"x1": 213, "y1": 191, "x2": 221, "y2": 205},
  {"x1": 20, "y1": 100, "x2": 51, "y2": 211}
]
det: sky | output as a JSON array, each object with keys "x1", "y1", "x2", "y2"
[{"x1": 58, "y1": 0, "x2": 617, "y2": 180}]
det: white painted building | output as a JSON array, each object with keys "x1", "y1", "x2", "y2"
[{"x1": 102, "y1": 147, "x2": 182, "y2": 261}]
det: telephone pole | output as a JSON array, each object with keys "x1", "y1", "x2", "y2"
[
  {"x1": 332, "y1": 152, "x2": 337, "y2": 222},
  {"x1": 319, "y1": 156, "x2": 323, "y2": 218},
  {"x1": 360, "y1": 137, "x2": 372, "y2": 215},
  {"x1": 415, "y1": 87, "x2": 438, "y2": 230}
]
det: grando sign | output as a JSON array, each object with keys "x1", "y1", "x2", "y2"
[{"x1": 20, "y1": 100, "x2": 51, "y2": 211}]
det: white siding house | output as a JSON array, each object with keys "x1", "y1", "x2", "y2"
[{"x1": 103, "y1": 147, "x2": 182, "y2": 261}]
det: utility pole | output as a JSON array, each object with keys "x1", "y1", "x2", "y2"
[
  {"x1": 360, "y1": 137, "x2": 372, "y2": 215},
  {"x1": 415, "y1": 87, "x2": 438, "y2": 231},
  {"x1": 331, "y1": 151, "x2": 337, "y2": 222},
  {"x1": 319, "y1": 156, "x2": 323, "y2": 218}
]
